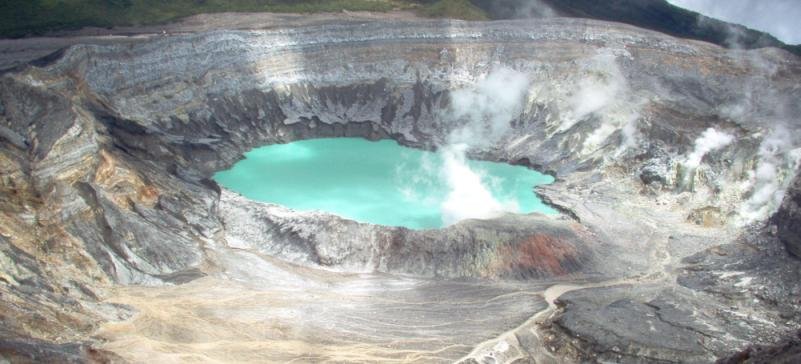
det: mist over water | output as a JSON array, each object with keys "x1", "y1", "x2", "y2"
[
  {"x1": 214, "y1": 138, "x2": 556, "y2": 229},
  {"x1": 438, "y1": 66, "x2": 533, "y2": 223}
]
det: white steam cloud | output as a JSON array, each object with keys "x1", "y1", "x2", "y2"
[
  {"x1": 678, "y1": 127, "x2": 734, "y2": 190},
  {"x1": 685, "y1": 128, "x2": 735, "y2": 169},
  {"x1": 448, "y1": 67, "x2": 532, "y2": 147},
  {"x1": 440, "y1": 144, "x2": 517, "y2": 225},
  {"x1": 740, "y1": 126, "x2": 801, "y2": 222},
  {"x1": 569, "y1": 74, "x2": 622, "y2": 123},
  {"x1": 552, "y1": 50, "x2": 642, "y2": 156},
  {"x1": 439, "y1": 66, "x2": 531, "y2": 226},
  {"x1": 695, "y1": 38, "x2": 801, "y2": 223}
]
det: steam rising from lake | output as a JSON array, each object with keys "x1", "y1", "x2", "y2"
[{"x1": 439, "y1": 66, "x2": 532, "y2": 225}]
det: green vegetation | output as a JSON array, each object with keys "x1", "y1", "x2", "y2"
[
  {"x1": 417, "y1": 0, "x2": 487, "y2": 21},
  {"x1": 0, "y1": 0, "x2": 489, "y2": 38},
  {"x1": 0, "y1": 0, "x2": 407, "y2": 37}
]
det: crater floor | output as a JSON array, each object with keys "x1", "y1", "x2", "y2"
[{"x1": 97, "y1": 249, "x2": 552, "y2": 363}]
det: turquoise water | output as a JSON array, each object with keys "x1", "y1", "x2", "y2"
[{"x1": 214, "y1": 138, "x2": 556, "y2": 229}]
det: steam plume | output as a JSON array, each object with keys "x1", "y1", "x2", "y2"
[
  {"x1": 553, "y1": 50, "x2": 643, "y2": 156},
  {"x1": 439, "y1": 66, "x2": 531, "y2": 225},
  {"x1": 448, "y1": 67, "x2": 531, "y2": 147},
  {"x1": 440, "y1": 144, "x2": 517, "y2": 225},
  {"x1": 740, "y1": 126, "x2": 801, "y2": 221},
  {"x1": 677, "y1": 127, "x2": 734, "y2": 190},
  {"x1": 685, "y1": 128, "x2": 735, "y2": 169}
]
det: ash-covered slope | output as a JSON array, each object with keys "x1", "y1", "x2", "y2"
[{"x1": 0, "y1": 16, "x2": 800, "y2": 363}]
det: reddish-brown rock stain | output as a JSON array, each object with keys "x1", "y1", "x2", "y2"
[{"x1": 497, "y1": 234, "x2": 579, "y2": 276}]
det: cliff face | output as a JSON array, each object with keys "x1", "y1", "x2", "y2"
[
  {"x1": 0, "y1": 16, "x2": 800, "y2": 363},
  {"x1": 775, "y1": 174, "x2": 801, "y2": 258}
]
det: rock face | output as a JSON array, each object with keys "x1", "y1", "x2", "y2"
[
  {"x1": 774, "y1": 173, "x2": 801, "y2": 258},
  {"x1": 0, "y1": 15, "x2": 800, "y2": 363},
  {"x1": 221, "y1": 190, "x2": 593, "y2": 279},
  {"x1": 718, "y1": 330, "x2": 801, "y2": 364}
]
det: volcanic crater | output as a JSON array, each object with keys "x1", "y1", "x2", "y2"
[{"x1": 0, "y1": 12, "x2": 800, "y2": 364}]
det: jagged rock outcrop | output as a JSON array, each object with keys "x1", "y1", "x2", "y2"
[
  {"x1": 1, "y1": 15, "x2": 800, "y2": 363},
  {"x1": 718, "y1": 330, "x2": 801, "y2": 364},
  {"x1": 774, "y1": 173, "x2": 801, "y2": 258}
]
